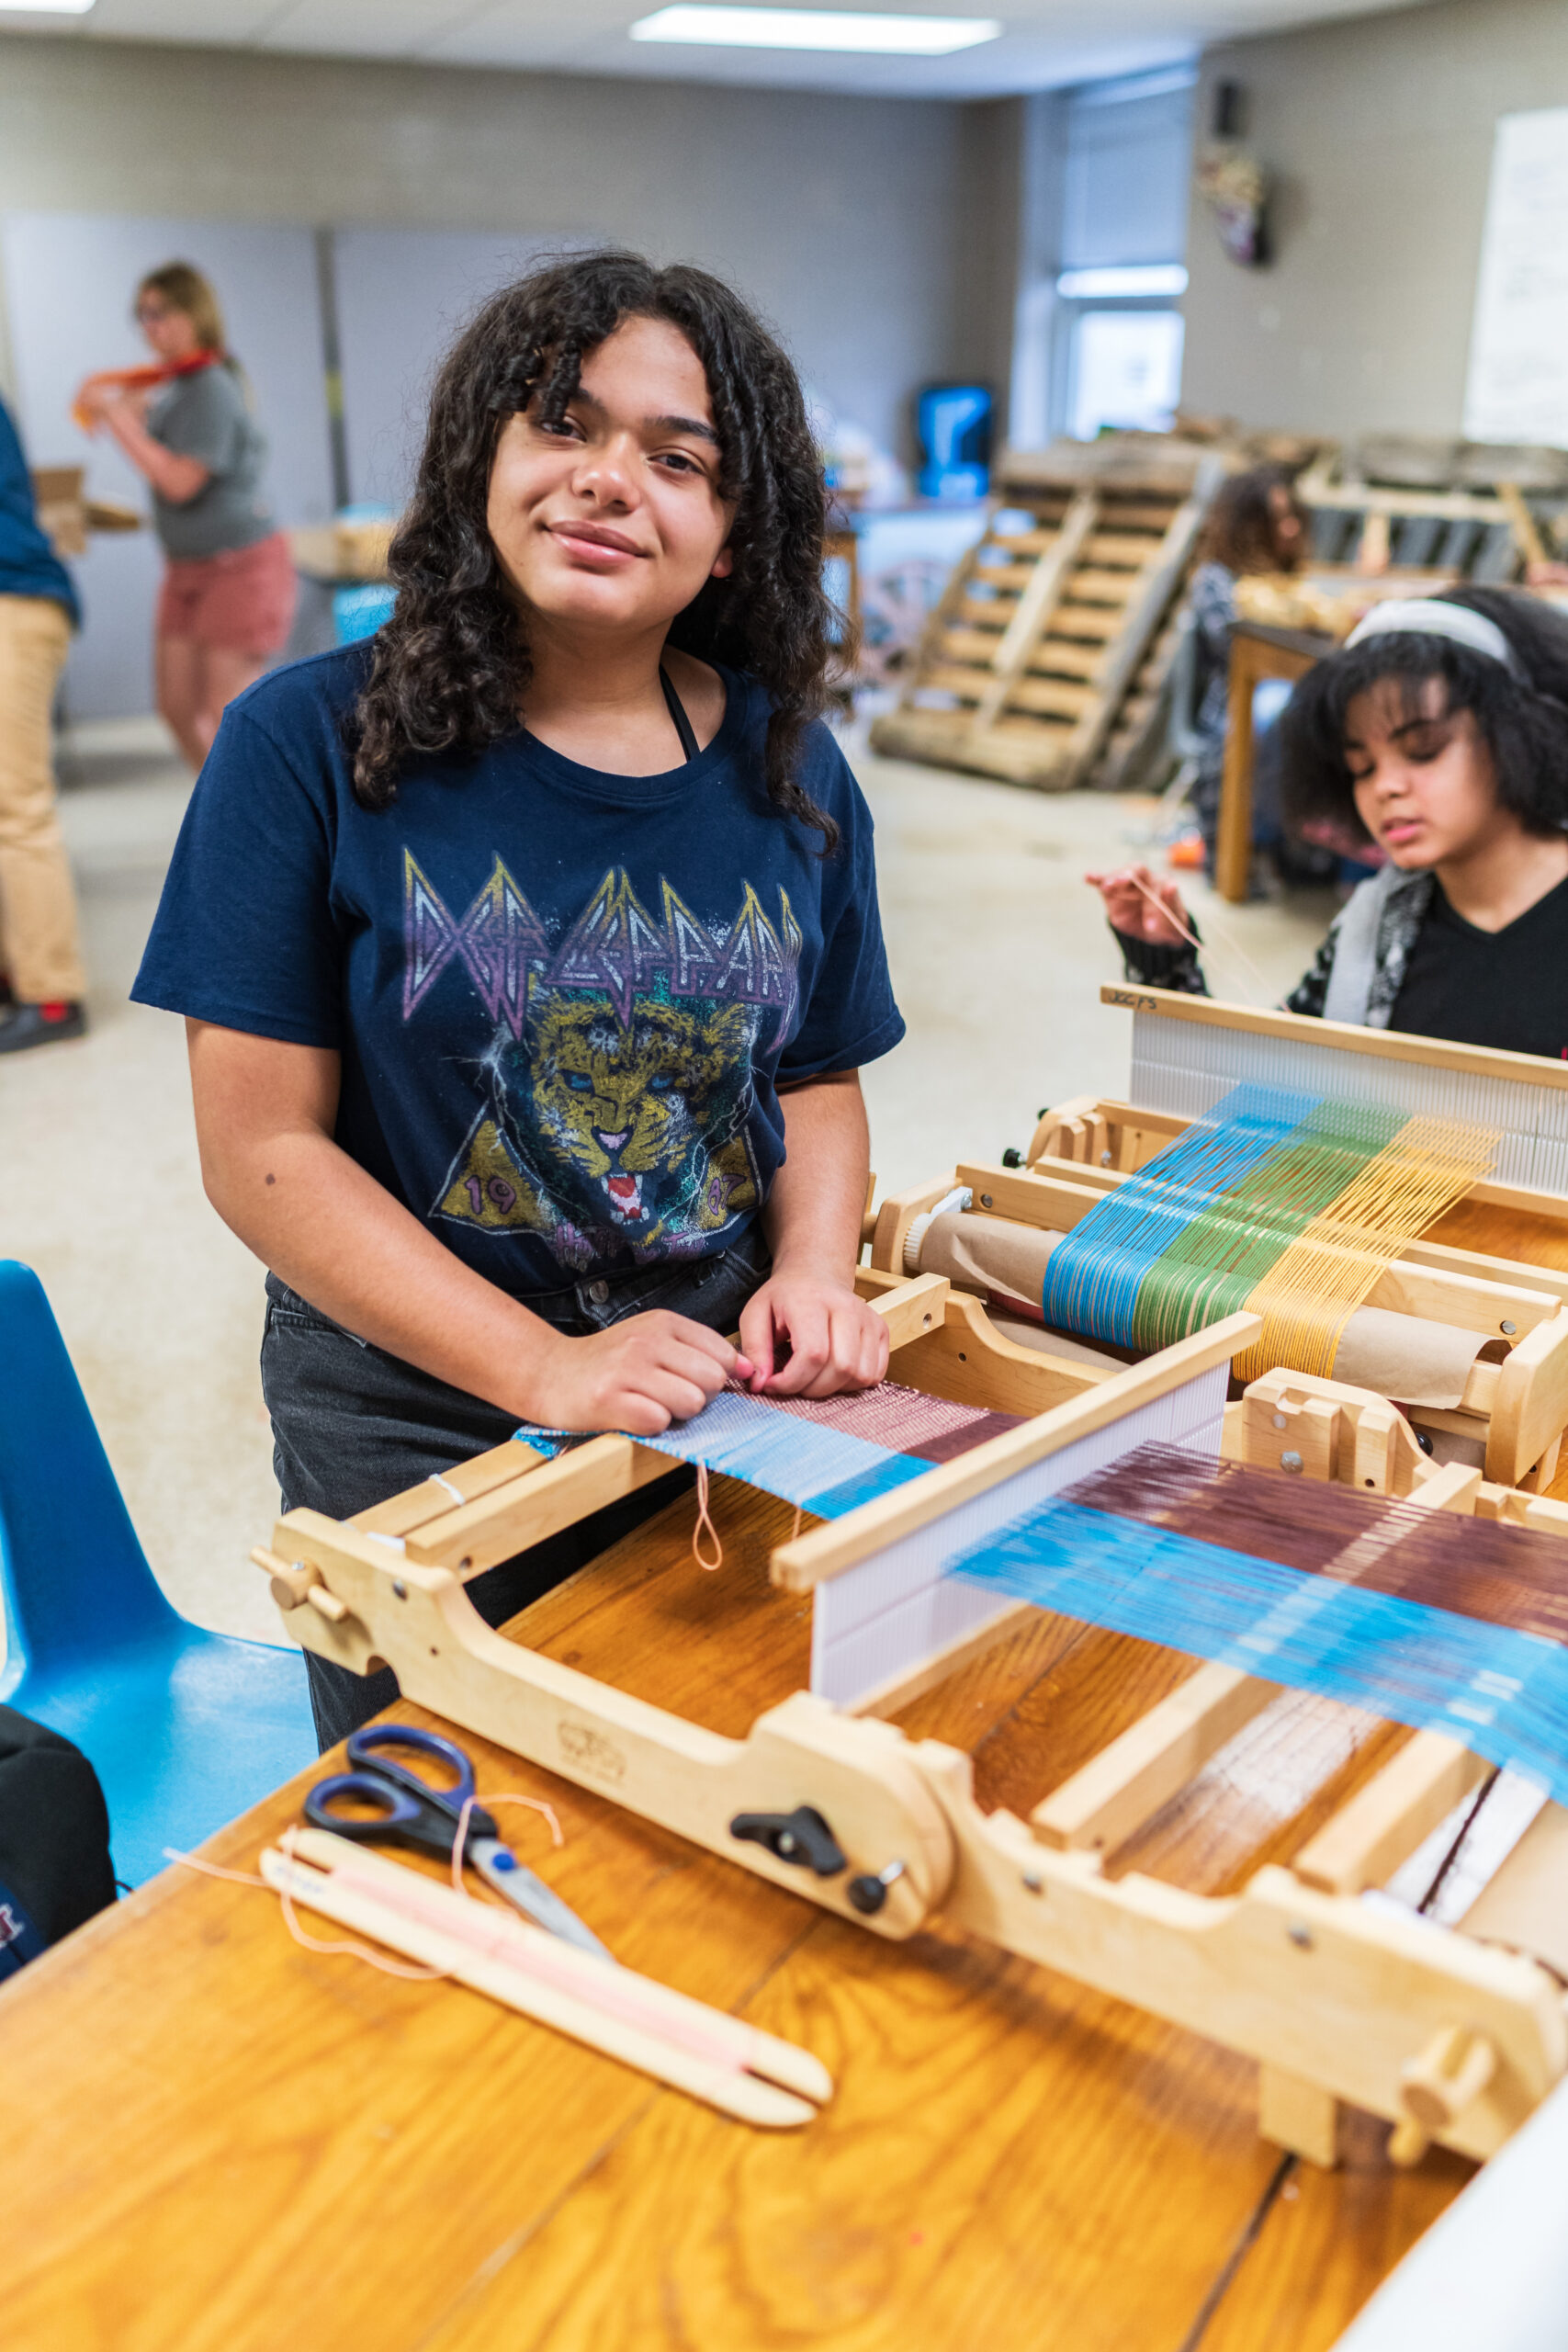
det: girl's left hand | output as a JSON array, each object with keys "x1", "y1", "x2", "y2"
[{"x1": 738, "y1": 1268, "x2": 889, "y2": 1399}]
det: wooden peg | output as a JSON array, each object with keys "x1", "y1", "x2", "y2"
[{"x1": 1399, "y1": 2025, "x2": 1497, "y2": 2135}]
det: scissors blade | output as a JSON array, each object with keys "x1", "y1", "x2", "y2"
[{"x1": 468, "y1": 1838, "x2": 612, "y2": 1961}]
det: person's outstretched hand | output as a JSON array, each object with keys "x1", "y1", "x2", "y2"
[
  {"x1": 1086, "y1": 862, "x2": 1192, "y2": 945},
  {"x1": 738, "y1": 1266, "x2": 889, "y2": 1400}
]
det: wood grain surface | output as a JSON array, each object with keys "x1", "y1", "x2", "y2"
[{"x1": 0, "y1": 1457, "x2": 1480, "y2": 2352}]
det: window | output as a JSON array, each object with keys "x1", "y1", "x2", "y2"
[
  {"x1": 1068, "y1": 310, "x2": 1186, "y2": 439},
  {"x1": 1010, "y1": 66, "x2": 1197, "y2": 446}
]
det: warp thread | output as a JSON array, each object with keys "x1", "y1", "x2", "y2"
[
  {"x1": 946, "y1": 1447, "x2": 1568, "y2": 1805},
  {"x1": 1040, "y1": 1081, "x2": 1496, "y2": 1380}
]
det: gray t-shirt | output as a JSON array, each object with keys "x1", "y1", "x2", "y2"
[{"x1": 147, "y1": 364, "x2": 273, "y2": 560}]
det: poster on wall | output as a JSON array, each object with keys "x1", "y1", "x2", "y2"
[{"x1": 1463, "y1": 107, "x2": 1568, "y2": 449}]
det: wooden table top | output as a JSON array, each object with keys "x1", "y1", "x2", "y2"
[
  {"x1": 0, "y1": 1452, "x2": 1478, "y2": 2352},
  {"x1": 14, "y1": 1194, "x2": 1567, "y2": 2352}
]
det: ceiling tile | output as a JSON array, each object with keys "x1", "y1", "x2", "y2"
[{"x1": 12, "y1": 0, "x2": 1442, "y2": 97}]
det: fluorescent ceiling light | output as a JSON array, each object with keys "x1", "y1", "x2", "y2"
[
  {"x1": 0, "y1": 0, "x2": 95, "y2": 11},
  {"x1": 1056, "y1": 265, "x2": 1190, "y2": 300},
  {"x1": 631, "y1": 7, "x2": 1001, "y2": 55}
]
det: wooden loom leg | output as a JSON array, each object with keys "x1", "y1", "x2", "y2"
[{"x1": 1258, "y1": 2066, "x2": 1343, "y2": 2168}]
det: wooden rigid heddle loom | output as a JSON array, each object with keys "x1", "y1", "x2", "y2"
[
  {"x1": 260, "y1": 1268, "x2": 1568, "y2": 2177},
  {"x1": 878, "y1": 990, "x2": 1568, "y2": 1493},
  {"x1": 868, "y1": 442, "x2": 1224, "y2": 790}
]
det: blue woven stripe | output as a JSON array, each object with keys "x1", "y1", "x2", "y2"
[
  {"x1": 1040, "y1": 1082, "x2": 1319, "y2": 1346},
  {"x1": 516, "y1": 1390, "x2": 925, "y2": 1519},
  {"x1": 949, "y1": 1498, "x2": 1564, "y2": 1803}
]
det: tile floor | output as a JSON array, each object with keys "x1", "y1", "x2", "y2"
[{"x1": 0, "y1": 718, "x2": 1334, "y2": 1643}]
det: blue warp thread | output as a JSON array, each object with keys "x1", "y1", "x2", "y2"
[
  {"x1": 517, "y1": 1389, "x2": 1568, "y2": 1804},
  {"x1": 517, "y1": 1388, "x2": 928, "y2": 1520},
  {"x1": 950, "y1": 1498, "x2": 1563, "y2": 1805},
  {"x1": 1039, "y1": 1082, "x2": 1320, "y2": 1346}
]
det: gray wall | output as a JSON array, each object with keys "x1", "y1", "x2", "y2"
[
  {"x1": 0, "y1": 32, "x2": 985, "y2": 469},
  {"x1": 1179, "y1": 0, "x2": 1568, "y2": 440}
]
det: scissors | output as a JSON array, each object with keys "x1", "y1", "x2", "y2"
[{"x1": 304, "y1": 1724, "x2": 609, "y2": 1960}]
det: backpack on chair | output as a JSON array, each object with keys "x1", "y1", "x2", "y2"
[{"x1": 0, "y1": 1705, "x2": 117, "y2": 1980}]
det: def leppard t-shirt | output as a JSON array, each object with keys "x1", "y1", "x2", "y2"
[
  {"x1": 133, "y1": 645, "x2": 904, "y2": 1298},
  {"x1": 1390, "y1": 872, "x2": 1568, "y2": 1060}
]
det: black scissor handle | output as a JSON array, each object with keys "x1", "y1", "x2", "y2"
[
  {"x1": 337, "y1": 1724, "x2": 498, "y2": 1848},
  {"x1": 303, "y1": 1769, "x2": 451, "y2": 1853}
]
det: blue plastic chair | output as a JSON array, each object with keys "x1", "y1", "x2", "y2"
[{"x1": 0, "y1": 1261, "x2": 317, "y2": 1887}]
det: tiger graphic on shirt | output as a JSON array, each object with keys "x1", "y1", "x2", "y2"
[{"x1": 406, "y1": 855, "x2": 800, "y2": 1270}]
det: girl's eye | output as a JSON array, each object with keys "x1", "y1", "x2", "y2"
[
  {"x1": 649, "y1": 1073, "x2": 674, "y2": 1092},
  {"x1": 566, "y1": 1072, "x2": 594, "y2": 1092},
  {"x1": 655, "y1": 451, "x2": 703, "y2": 476}
]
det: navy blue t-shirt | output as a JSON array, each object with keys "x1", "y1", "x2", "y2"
[{"x1": 133, "y1": 646, "x2": 903, "y2": 1300}]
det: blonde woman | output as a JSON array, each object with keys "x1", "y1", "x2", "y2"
[{"x1": 78, "y1": 262, "x2": 296, "y2": 768}]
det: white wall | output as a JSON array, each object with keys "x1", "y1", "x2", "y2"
[
  {"x1": 0, "y1": 33, "x2": 974, "y2": 469},
  {"x1": 1179, "y1": 0, "x2": 1568, "y2": 440},
  {"x1": 5, "y1": 211, "x2": 333, "y2": 718}
]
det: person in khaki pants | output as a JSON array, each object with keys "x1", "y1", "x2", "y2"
[{"x1": 0, "y1": 394, "x2": 85, "y2": 1054}]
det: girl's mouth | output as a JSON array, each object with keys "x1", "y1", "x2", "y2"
[{"x1": 548, "y1": 522, "x2": 645, "y2": 565}]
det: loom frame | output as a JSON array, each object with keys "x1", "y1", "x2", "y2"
[
  {"x1": 858, "y1": 990, "x2": 1568, "y2": 1489},
  {"x1": 258, "y1": 1281, "x2": 1568, "y2": 2176}
]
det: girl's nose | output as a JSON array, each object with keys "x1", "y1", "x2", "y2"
[{"x1": 573, "y1": 435, "x2": 639, "y2": 506}]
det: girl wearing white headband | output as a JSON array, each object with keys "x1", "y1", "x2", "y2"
[{"x1": 1090, "y1": 586, "x2": 1568, "y2": 1055}]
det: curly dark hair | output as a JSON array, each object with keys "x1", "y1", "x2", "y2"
[
  {"x1": 1197, "y1": 463, "x2": 1307, "y2": 576},
  {"x1": 350, "y1": 249, "x2": 841, "y2": 850},
  {"x1": 1280, "y1": 585, "x2": 1568, "y2": 845}
]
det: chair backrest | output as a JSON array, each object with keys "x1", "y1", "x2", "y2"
[{"x1": 0, "y1": 1261, "x2": 175, "y2": 1686}]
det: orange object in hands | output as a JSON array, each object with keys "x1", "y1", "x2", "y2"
[
  {"x1": 71, "y1": 350, "x2": 219, "y2": 433},
  {"x1": 1167, "y1": 832, "x2": 1205, "y2": 871}
]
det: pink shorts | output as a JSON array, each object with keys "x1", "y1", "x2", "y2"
[{"x1": 157, "y1": 531, "x2": 298, "y2": 657}]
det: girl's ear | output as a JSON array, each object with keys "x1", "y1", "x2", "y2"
[{"x1": 711, "y1": 545, "x2": 734, "y2": 581}]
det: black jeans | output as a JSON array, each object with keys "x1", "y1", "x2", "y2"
[{"x1": 260, "y1": 1227, "x2": 772, "y2": 1750}]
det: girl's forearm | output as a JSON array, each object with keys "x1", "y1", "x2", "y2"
[
  {"x1": 99, "y1": 403, "x2": 209, "y2": 503},
  {"x1": 761, "y1": 1071, "x2": 870, "y2": 1281},
  {"x1": 204, "y1": 1118, "x2": 559, "y2": 1420}
]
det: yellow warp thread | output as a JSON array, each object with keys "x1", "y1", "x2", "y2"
[{"x1": 1234, "y1": 1114, "x2": 1499, "y2": 1385}]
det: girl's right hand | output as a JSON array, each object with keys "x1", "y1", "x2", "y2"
[
  {"x1": 523, "y1": 1312, "x2": 751, "y2": 1436},
  {"x1": 1085, "y1": 863, "x2": 1191, "y2": 946}
]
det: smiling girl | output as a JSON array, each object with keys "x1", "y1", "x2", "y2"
[
  {"x1": 1090, "y1": 588, "x2": 1568, "y2": 1056},
  {"x1": 132, "y1": 252, "x2": 904, "y2": 1744}
]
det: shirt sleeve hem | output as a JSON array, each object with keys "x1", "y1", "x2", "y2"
[
  {"x1": 129, "y1": 986, "x2": 342, "y2": 1051},
  {"x1": 775, "y1": 1010, "x2": 906, "y2": 1084}
]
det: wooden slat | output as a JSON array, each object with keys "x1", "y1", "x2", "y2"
[
  {"x1": 921, "y1": 663, "x2": 992, "y2": 702},
  {"x1": 1032, "y1": 1662, "x2": 1282, "y2": 1853},
  {"x1": 1026, "y1": 639, "x2": 1102, "y2": 680},
  {"x1": 942, "y1": 625, "x2": 1017, "y2": 664},
  {"x1": 1000, "y1": 677, "x2": 1098, "y2": 719},
  {"x1": 1084, "y1": 531, "x2": 1162, "y2": 565},
  {"x1": 970, "y1": 492, "x2": 1100, "y2": 731},
  {"x1": 1095, "y1": 498, "x2": 1187, "y2": 530},
  {"x1": 1292, "y1": 1733, "x2": 1492, "y2": 1896},
  {"x1": 956, "y1": 598, "x2": 1012, "y2": 628},
  {"x1": 1060, "y1": 569, "x2": 1139, "y2": 605}
]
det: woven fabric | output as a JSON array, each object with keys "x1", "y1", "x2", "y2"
[
  {"x1": 761, "y1": 1382, "x2": 1011, "y2": 1453},
  {"x1": 516, "y1": 1379, "x2": 1021, "y2": 1518}
]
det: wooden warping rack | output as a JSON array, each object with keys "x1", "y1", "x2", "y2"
[{"x1": 870, "y1": 442, "x2": 1224, "y2": 790}]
